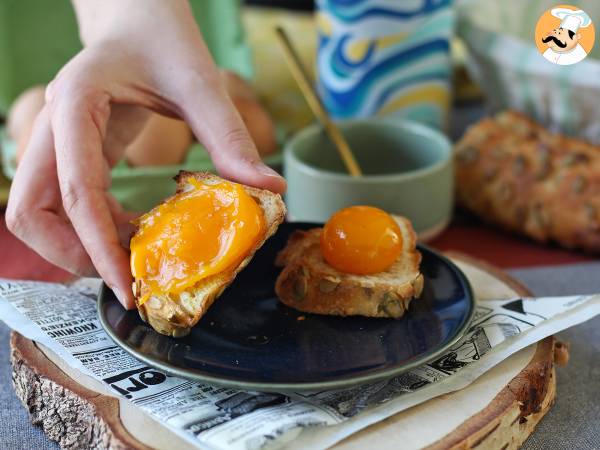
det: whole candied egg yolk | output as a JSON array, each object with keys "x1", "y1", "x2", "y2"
[
  {"x1": 130, "y1": 178, "x2": 265, "y2": 302},
  {"x1": 320, "y1": 206, "x2": 403, "y2": 275}
]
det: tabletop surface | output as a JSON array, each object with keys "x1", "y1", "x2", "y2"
[
  {"x1": 1, "y1": 212, "x2": 599, "y2": 450},
  {"x1": 1, "y1": 104, "x2": 599, "y2": 449}
]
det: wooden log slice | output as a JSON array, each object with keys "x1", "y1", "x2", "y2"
[
  {"x1": 10, "y1": 254, "x2": 565, "y2": 450},
  {"x1": 11, "y1": 332, "x2": 147, "y2": 450}
]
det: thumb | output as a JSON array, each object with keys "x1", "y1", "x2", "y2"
[{"x1": 178, "y1": 78, "x2": 286, "y2": 194}]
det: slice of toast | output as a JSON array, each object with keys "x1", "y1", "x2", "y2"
[
  {"x1": 274, "y1": 216, "x2": 423, "y2": 318},
  {"x1": 132, "y1": 171, "x2": 286, "y2": 337}
]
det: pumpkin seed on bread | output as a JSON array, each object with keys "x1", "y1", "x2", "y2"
[{"x1": 275, "y1": 216, "x2": 423, "y2": 318}]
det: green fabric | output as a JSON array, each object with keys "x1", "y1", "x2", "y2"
[
  {"x1": 0, "y1": 0, "x2": 252, "y2": 116},
  {"x1": 0, "y1": 0, "x2": 80, "y2": 115}
]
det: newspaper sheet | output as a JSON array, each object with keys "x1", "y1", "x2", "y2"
[{"x1": 0, "y1": 278, "x2": 597, "y2": 450}]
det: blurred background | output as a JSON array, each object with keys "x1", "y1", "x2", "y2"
[{"x1": 1, "y1": 0, "x2": 600, "y2": 255}]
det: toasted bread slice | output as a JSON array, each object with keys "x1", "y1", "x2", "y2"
[
  {"x1": 133, "y1": 171, "x2": 286, "y2": 337},
  {"x1": 275, "y1": 216, "x2": 423, "y2": 318}
]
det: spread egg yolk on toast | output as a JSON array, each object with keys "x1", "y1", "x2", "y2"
[
  {"x1": 130, "y1": 178, "x2": 265, "y2": 304},
  {"x1": 320, "y1": 206, "x2": 403, "y2": 275}
]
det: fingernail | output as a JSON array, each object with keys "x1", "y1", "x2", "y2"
[
  {"x1": 112, "y1": 287, "x2": 127, "y2": 307},
  {"x1": 253, "y1": 162, "x2": 281, "y2": 178}
]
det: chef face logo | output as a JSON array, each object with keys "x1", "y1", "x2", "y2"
[
  {"x1": 542, "y1": 27, "x2": 580, "y2": 52},
  {"x1": 535, "y1": 5, "x2": 595, "y2": 65}
]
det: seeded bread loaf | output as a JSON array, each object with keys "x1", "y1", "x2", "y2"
[
  {"x1": 455, "y1": 111, "x2": 600, "y2": 252},
  {"x1": 274, "y1": 216, "x2": 423, "y2": 318}
]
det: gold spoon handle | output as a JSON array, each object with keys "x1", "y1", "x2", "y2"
[{"x1": 275, "y1": 26, "x2": 363, "y2": 177}]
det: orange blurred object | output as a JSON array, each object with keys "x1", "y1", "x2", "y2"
[
  {"x1": 125, "y1": 114, "x2": 193, "y2": 167},
  {"x1": 130, "y1": 178, "x2": 265, "y2": 303},
  {"x1": 233, "y1": 96, "x2": 278, "y2": 157},
  {"x1": 7, "y1": 85, "x2": 46, "y2": 164},
  {"x1": 222, "y1": 70, "x2": 278, "y2": 157},
  {"x1": 320, "y1": 206, "x2": 403, "y2": 275}
]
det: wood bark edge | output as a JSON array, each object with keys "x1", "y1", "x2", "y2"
[
  {"x1": 428, "y1": 251, "x2": 558, "y2": 449},
  {"x1": 10, "y1": 332, "x2": 149, "y2": 450}
]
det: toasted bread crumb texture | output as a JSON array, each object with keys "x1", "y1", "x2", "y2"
[
  {"x1": 275, "y1": 217, "x2": 423, "y2": 319},
  {"x1": 133, "y1": 172, "x2": 286, "y2": 337}
]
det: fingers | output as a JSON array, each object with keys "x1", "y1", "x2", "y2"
[
  {"x1": 8, "y1": 102, "x2": 139, "y2": 310},
  {"x1": 6, "y1": 107, "x2": 96, "y2": 278},
  {"x1": 105, "y1": 192, "x2": 139, "y2": 248},
  {"x1": 47, "y1": 92, "x2": 136, "y2": 309},
  {"x1": 177, "y1": 73, "x2": 287, "y2": 194}
]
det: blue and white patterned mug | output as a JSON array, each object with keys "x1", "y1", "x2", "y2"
[{"x1": 316, "y1": 0, "x2": 455, "y2": 130}]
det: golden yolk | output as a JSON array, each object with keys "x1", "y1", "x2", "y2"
[
  {"x1": 130, "y1": 179, "x2": 265, "y2": 302},
  {"x1": 320, "y1": 206, "x2": 403, "y2": 275}
]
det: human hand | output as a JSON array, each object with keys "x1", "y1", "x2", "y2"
[{"x1": 6, "y1": 1, "x2": 286, "y2": 309}]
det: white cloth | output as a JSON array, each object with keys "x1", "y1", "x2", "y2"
[{"x1": 543, "y1": 43, "x2": 588, "y2": 65}]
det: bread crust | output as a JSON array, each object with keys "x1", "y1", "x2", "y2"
[
  {"x1": 274, "y1": 218, "x2": 423, "y2": 318},
  {"x1": 132, "y1": 171, "x2": 286, "y2": 337},
  {"x1": 455, "y1": 111, "x2": 600, "y2": 252}
]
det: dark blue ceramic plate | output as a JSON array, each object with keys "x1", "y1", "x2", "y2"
[{"x1": 98, "y1": 222, "x2": 474, "y2": 392}]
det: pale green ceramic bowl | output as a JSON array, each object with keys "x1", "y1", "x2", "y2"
[{"x1": 284, "y1": 119, "x2": 453, "y2": 240}]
